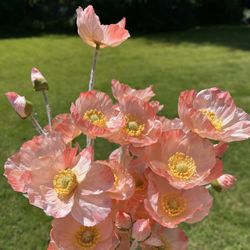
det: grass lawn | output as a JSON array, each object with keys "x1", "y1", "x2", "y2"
[{"x1": 0, "y1": 26, "x2": 250, "y2": 250}]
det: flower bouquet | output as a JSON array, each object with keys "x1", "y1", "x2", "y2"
[{"x1": 4, "y1": 5, "x2": 250, "y2": 250}]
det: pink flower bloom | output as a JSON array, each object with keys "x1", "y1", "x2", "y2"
[
  {"x1": 141, "y1": 130, "x2": 216, "y2": 189},
  {"x1": 143, "y1": 224, "x2": 188, "y2": 250},
  {"x1": 5, "y1": 92, "x2": 33, "y2": 119},
  {"x1": 44, "y1": 114, "x2": 81, "y2": 144},
  {"x1": 115, "y1": 211, "x2": 132, "y2": 230},
  {"x1": 112, "y1": 80, "x2": 155, "y2": 102},
  {"x1": 112, "y1": 80, "x2": 163, "y2": 112},
  {"x1": 31, "y1": 67, "x2": 48, "y2": 91},
  {"x1": 4, "y1": 134, "x2": 114, "y2": 226},
  {"x1": 217, "y1": 174, "x2": 236, "y2": 191},
  {"x1": 178, "y1": 88, "x2": 250, "y2": 142},
  {"x1": 71, "y1": 90, "x2": 123, "y2": 139},
  {"x1": 132, "y1": 219, "x2": 152, "y2": 242},
  {"x1": 76, "y1": 5, "x2": 130, "y2": 48},
  {"x1": 214, "y1": 141, "x2": 228, "y2": 158},
  {"x1": 144, "y1": 172, "x2": 213, "y2": 228},
  {"x1": 99, "y1": 160, "x2": 135, "y2": 200},
  {"x1": 108, "y1": 96, "x2": 162, "y2": 147},
  {"x1": 49, "y1": 214, "x2": 119, "y2": 250},
  {"x1": 159, "y1": 116, "x2": 188, "y2": 132}
]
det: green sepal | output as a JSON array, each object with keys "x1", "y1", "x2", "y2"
[
  {"x1": 33, "y1": 79, "x2": 49, "y2": 91},
  {"x1": 211, "y1": 180, "x2": 222, "y2": 192}
]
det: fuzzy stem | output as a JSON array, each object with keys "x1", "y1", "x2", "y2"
[
  {"x1": 31, "y1": 114, "x2": 46, "y2": 135},
  {"x1": 86, "y1": 44, "x2": 100, "y2": 147},
  {"x1": 42, "y1": 90, "x2": 52, "y2": 131}
]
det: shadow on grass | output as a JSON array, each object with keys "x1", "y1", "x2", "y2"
[
  {"x1": 139, "y1": 25, "x2": 250, "y2": 51},
  {"x1": 2, "y1": 25, "x2": 250, "y2": 51}
]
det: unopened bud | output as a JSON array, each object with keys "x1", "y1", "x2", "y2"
[
  {"x1": 132, "y1": 219, "x2": 151, "y2": 242},
  {"x1": 5, "y1": 92, "x2": 33, "y2": 119},
  {"x1": 31, "y1": 67, "x2": 48, "y2": 91},
  {"x1": 115, "y1": 211, "x2": 132, "y2": 230},
  {"x1": 217, "y1": 174, "x2": 236, "y2": 191}
]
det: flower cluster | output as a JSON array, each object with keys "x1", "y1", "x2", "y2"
[{"x1": 4, "y1": 5, "x2": 250, "y2": 250}]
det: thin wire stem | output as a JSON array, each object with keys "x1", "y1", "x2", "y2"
[
  {"x1": 86, "y1": 44, "x2": 100, "y2": 147},
  {"x1": 31, "y1": 114, "x2": 46, "y2": 135},
  {"x1": 42, "y1": 90, "x2": 52, "y2": 131}
]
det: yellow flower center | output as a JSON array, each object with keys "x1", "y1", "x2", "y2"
[
  {"x1": 83, "y1": 109, "x2": 106, "y2": 127},
  {"x1": 113, "y1": 173, "x2": 119, "y2": 187},
  {"x1": 53, "y1": 169, "x2": 77, "y2": 199},
  {"x1": 168, "y1": 152, "x2": 196, "y2": 180},
  {"x1": 125, "y1": 115, "x2": 145, "y2": 137},
  {"x1": 200, "y1": 109, "x2": 222, "y2": 131},
  {"x1": 161, "y1": 193, "x2": 186, "y2": 217},
  {"x1": 75, "y1": 226, "x2": 99, "y2": 249}
]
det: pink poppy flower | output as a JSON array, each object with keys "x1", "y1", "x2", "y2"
[
  {"x1": 49, "y1": 214, "x2": 119, "y2": 250},
  {"x1": 4, "y1": 134, "x2": 114, "y2": 226},
  {"x1": 98, "y1": 160, "x2": 135, "y2": 200},
  {"x1": 71, "y1": 90, "x2": 123, "y2": 139},
  {"x1": 112, "y1": 80, "x2": 163, "y2": 112},
  {"x1": 178, "y1": 88, "x2": 250, "y2": 142},
  {"x1": 44, "y1": 114, "x2": 81, "y2": 144},
  {"x1": 141, "y1": 130, "x2": 216, "y2": 189},
  {"x1": 159, "y1": 116, "x2": 188, "y2": 132},
  {"x1": 5, "y1": 92, "x2": 33, "y2": 119},
  {"x1": 76, "y1": 5, "x2": 130, "y2": 48},
  {"x1": 108, "y1": 96, "x2": 162, "y2": 147},
  {"x1": 144, "y1": 172, "x2": 213, "y2": 228},
  {"x1": 214, "y1": 141, "x2": 228, "y2": 158},
  {"x1": 112, "y1": 80, "x2": 155, "y2": 102},
  {"x1": 143, "y1": 224, "x2": 188, "y2": 250}
]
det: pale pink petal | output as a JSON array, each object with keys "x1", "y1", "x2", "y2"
[
  {"x1": 71, "y1": 193, "x2": 112, "y2": 226},
  {"x1": 5, "y1": 92, "x2": 32, "y2": 118},
  {"x1": 41, "y1": 186, "x2": 74, "y2": 218}
]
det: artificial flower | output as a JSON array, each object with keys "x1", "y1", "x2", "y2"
[
  {"x1": 4, "y1": 134, "x2": 114, "y2": 226},
  {"x1": 5, "y1": 92, "x2": 33, "y2": 119},
  {"x1": 71, "y1": 90, "x2": 123, "y2": 139},
  {"x1": 44, "y1": 113, "x2": 81, "y2": 144},
  {"x1": 76, "y1": 5, "x2": 130, "y2": 48},
  {"x1": 49, "y1": 214, "x2": 119, "y2": 250},
  {"x1": 144, "y1": 172, "x2": 213, "y2": 228},
  {"x1": 178, "y1": 87, "x2": 250, "y2": 142},
  {"x1": 108, "y1": 96, "x2": 162, "y2": 147},
  {"x1": 141, "y1": 130, "x2": 216, "y2": 189}
]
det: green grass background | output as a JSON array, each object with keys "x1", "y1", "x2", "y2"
[{"x1": 0, "y1": 26, "x2": 250, "y2": 249}]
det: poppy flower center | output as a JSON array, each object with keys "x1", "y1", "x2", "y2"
[
  {"x1": 161, "y1": 193, "x2": 186, "y2": 217},
  {"x1": 113, "y1": 173, "x2": 119, "y2": 187},
  {"x1": 200, "y1": 109, "x2": 222, "y2": 131},
  {"x1": 53, "y1": 169, "x2": 77, "y2": 199},
  {"x1": 168, "y1": 152, "x2": 196, "y2": 180},
  {"x1": 75, "y1": 226, "x2": 99, "y2": 249},
  {"x1": 83, "y1": 109, "x2": 106, "y2": 127},
  {"x1": 125, "y1": 115, "x2": 145, "y2": 137}
]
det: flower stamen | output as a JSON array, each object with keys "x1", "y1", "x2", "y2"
[
  {"x1": 53, "y1": 169, "x2": 77, "y2": 199},
  {"x1": 83, "y1": 109, "x2": 106, "y2": 127},
  {"x1": 125, "y1": 115, "x2": 145, "y2": 137},
  {"x1": 167, "y1": 152, "x2": 196, "y2": 180},
  {"x1": 161, "y1": 193, "x2": 186, "y2": 217},
  {"x1": 200, "y1": 109, "x2": 222, "y2": 131},
  {"x1": 75, "y1": 226, "x2": 99, "y2": 249}
]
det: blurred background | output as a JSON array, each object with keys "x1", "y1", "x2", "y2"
[
  {"x1": 1, "y1": 1, "x2": 250, "y2": 250},
  {"x1": 1, "y1": 0, "x2": 250, "y2": 36}
]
